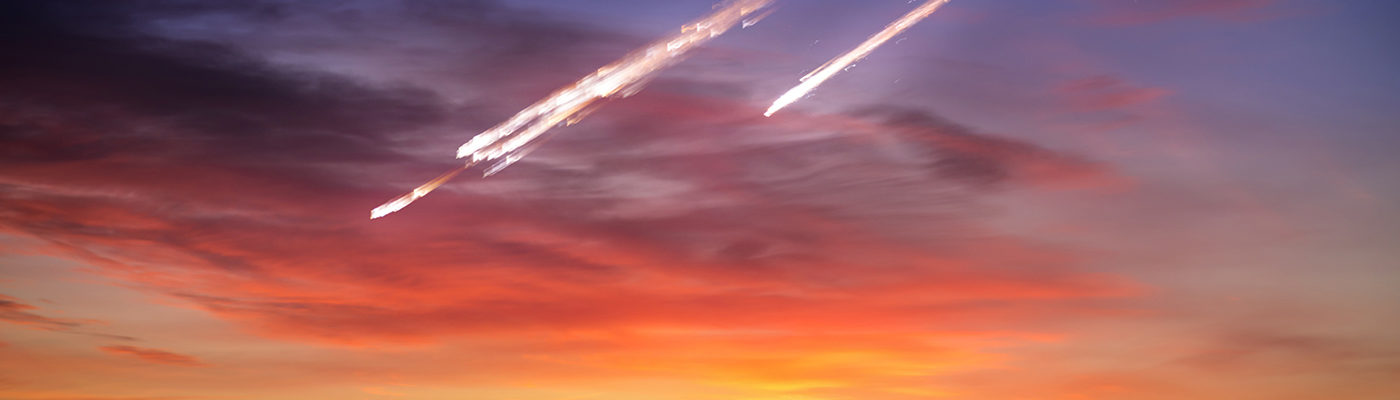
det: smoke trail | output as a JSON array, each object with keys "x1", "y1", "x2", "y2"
[
  {"x1": 371, "y1": 0, "x2": 774, "y2": 219},
  {"x1": 765, "y1": 0, "x2": 952, "y2": 117}
]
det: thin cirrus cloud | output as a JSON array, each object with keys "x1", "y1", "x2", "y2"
[
  {"x1": 99, "y1": 345, "x2": 207, "y2": 367},
  {"x1": 1055, "y1": 75, "x2": 1172, "y2": 113},
  {"x1": 0, "y1": 0, "x2": 1134, "y2": 345},
  {"x1": 0, "y1": 294, "x2": 135, "y2": 341},
  {"x1": 0, "y1": 294, "x2": 81, "y2": 332}
]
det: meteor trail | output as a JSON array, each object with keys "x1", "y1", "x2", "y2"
[
  {"x1": 764, "y1": 0, "x2": 952, "y2": 117},
  {"x1": 371, "y1": 0, "x2": 774, "y2": 219},
  {"x1": 370, "y1": 166, "x2": 466, "y2": 220},
  {"x1": 457, "y1": 0, "x2": 773, "y2": 164}
]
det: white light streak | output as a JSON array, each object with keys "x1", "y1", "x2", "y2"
[
  {"x1": 371, "y1": 0, "x2": 773, "y2": 219},
  {"x1": 765, "y1": 0, "x2": 952, "y2": 117}
]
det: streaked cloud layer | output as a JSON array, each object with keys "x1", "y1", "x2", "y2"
[{"x1": 2, "y1": 1, "x2": 1397, "y2": 399}]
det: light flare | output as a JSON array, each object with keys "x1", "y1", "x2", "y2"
[
  {"x1": 371, "y1": 0, "x2": 773, "y2": 219},
  {"x1": 765, "y1": 0, "x2": 952, "y2": 117}
]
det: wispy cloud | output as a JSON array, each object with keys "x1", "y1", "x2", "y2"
[
  {"x1": 13, "y1": 1, "x2": 1392, "y2": 399},
  {"x1": 0, "y1": 295, "x2": 81, "y2": 331},
  {"x1": 0, "y1": 4, "x2": 1138, "y2": 396},
  {"x1": 99, "y1": 345, "x2": 207, "y2": 367},
  {"x1": 0, "y1": 294, "x2": 135, "y2": 341}
]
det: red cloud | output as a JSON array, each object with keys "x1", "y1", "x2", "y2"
[
  {"x1": 1, "y1": 79, "x2": 1140, "y2": 350},
  {"x1": 98, "y1": 345, "x2": 206, "y2": 367},
  {"x1": 0, "y1": 1, "x2": 1150, "y2": 397}
]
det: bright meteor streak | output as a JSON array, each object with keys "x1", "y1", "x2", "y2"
[
  {"x1": 455, "y1": 0, "x2": 774, "y2": 168},
  {"x1": 371, "y1": 0, "x2": 773, "y2": 219},
  {"x1": 370, "y1": 166, "x2": 466, "y2": 220},
  {"x1": 764, "y1": 0, "x2": 952, "y2": 117}
]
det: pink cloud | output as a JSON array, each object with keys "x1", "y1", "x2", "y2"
[
  {"x1": 1056, "y1": 75, "x2": 1172, "y2": 113},
  {"x1": 0, "y1": 1, "x2": 1156, "y2": 398},
  {"x1": 0, "y1": 96, "x2": 1140, "y2": 346}
]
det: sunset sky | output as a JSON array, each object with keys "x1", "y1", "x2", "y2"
[{"x1": 2, "y1": 0, "x2": 1398, "y2": 399}]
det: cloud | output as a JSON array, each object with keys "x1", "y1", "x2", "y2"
[
  {"x1": 0, "y1": 90, "x2": 1137, "y2": 351},
  {"x1": 98, "y1": 345, "x2": 207, "y2": 367},
  {"x1": 1056, "y1": 75, "x2": 1171, "y2": 113},
  {"x1": 854, "y1": 107, "x2": 1126, "y2": 190},
  {"x1": 0, "y1": 0, "x2": 446, "y2": 171},
  {"x1": 0, "y1": 295, "x2": 81, "y2": 331},
  {"x1": 0, "y1": 0, "x2": 1143, "y2": 397},
  {"x1": 0, "y1": 0, "x2": 1137, "y2": 334},
  {"x1": 1176, "y1": 330, "x2": 1396, "y2": 374},
  {"x1": 0, "y1": 294, "x2": 135, "y2": 341}
]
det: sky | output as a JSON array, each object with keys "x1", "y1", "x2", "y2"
[{"x1": 1, "y1": 0, "x2": 1398, "y2": 399}]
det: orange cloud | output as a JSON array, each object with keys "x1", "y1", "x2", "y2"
[
  {"x1": 98, "y1": 345, "x2": 206, "y2": 367},
  {"x1": 0, "y1": 294, "x2": 81, "y2": 331},
  {"x1": 0, "y1": 2, "x2": 1158, "y2": 399},
  {"x1": 0, "y1": 65, "x2": 1142, "y2": 396}
]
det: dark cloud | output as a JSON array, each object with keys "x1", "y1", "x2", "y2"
[
  {"x1": 856, "y1": 107, "x2": 1116, "y2": 189},
  {"x1": 0, "y1": 0, "x2": 446, "y2": 182},
  {"x1": 0, "y1": 0, "x2": 1130, "y2": 348}
]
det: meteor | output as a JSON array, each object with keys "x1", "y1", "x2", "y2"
[
  {"x1": 371, "y1": 0, "x2": 774, "y2": 219},
  {"x1": 370, "y1": 166, "x2": 466, "y2": 220},
  {"x1": 455, "y1": 0, "x2": 775, "y2": 166},
  {"x1": 764, "y1": 0, "x2": 952, "y2": 117}
]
